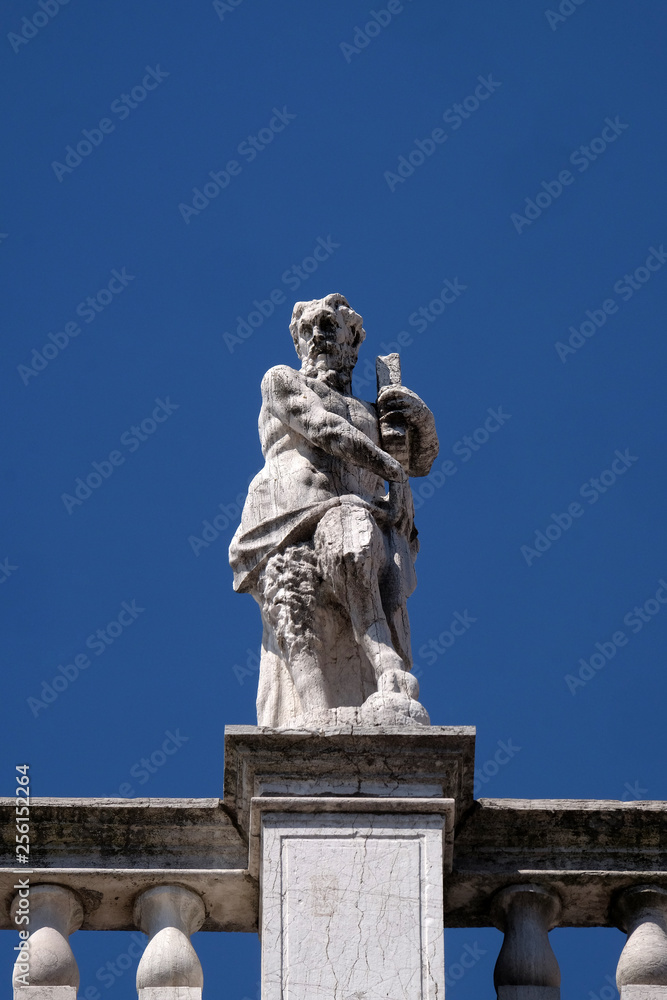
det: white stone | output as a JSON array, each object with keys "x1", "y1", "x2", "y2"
[
  {"x1": 621, "y1": 988, "x2": 667, "y2": 1000},
  {"x1": 139, "y1": 991, "x2": 202, "y2": 999},
  {"x1": 260, "y1": 806, "x2": 447, "y2": 1000},
  {"x1": 134, "y1": 885, "x2": 205, "y2": 992},
  {"x1": 14, "y1": 990, "x2": 77, "y2": 1000},
  {"x1": 616, "y1": 887, "x2": 667, "y2": 991},
  {"x1": 229, "y1": 294, "x2": 439, "y2": 728},
  {"x1": 491, "y1": 885, "x2": 561, "y2": 994},
  {"x1": 258, "y1": 778, "x2": 444, "y2": 798},
  {"x1": 11, "y1": 885, "x2": 82, "y2": 992}
]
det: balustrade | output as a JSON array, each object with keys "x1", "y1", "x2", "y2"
[
  {"x1": 134, "y1": 884, "x2": 206, "y2": 1000},
  {"x1": 615, "y1": 886, "x2": 667, "y2": 1000},
  {"x1": 11, "y1": 884, "x2": 83, "y2": 999},
  {"x1": 491, "y1": 883, "x2": 561, "y2": 1000}
]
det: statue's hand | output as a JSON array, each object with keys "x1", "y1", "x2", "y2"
[
  {"x1": 377, "y1": 385, "x2": 424, "y2": 470},
  {"x1": 377, "y1": 384, "x2": 438, "y2": 478},
  {"x1": 377, "y1": 385, "x2": 427, "y2": 423}
]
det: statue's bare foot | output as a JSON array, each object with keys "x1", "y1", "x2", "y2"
[
  {"x1": 377, "y1": 668, "x2": 420, "y2": 700},
  {"x1": 359, "y1": 669, "x2": 429, "y2": 727}
]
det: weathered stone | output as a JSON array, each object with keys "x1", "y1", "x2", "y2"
[
  {"x1": 3, "y1": 791, "x2": 666, "y2": 934},
  {"x1": 615, "y1": 886, "x2": 667, "y2": 992},
  {"x1": 620, "y1": 989, "x2": 667, "y2": 1000},
  {"x1": 135, "y1": 885, "x2": 205, "y2": 995},
  {"x1": 14, "y1": 990, "x2": 77, "y2": 999},
  {"x1": 260, "y1": 802, "x2": 449, "y2": 1000},
  {"x1": 139, "y1": 991, "x2": 202, "y2": 999},
  {"x1": 229, "y1": 294, "x2": 439, "y2": 727},
  {"x1": 0, "y1": 797, "x2": 254, "y2": 933},
  {"x1": 11, "y1": 885, "x2": 82, "y2": 992},
  {"x1": 0, "y1": 797, "x2": 246, "y2": 870},
  {"x1": 0, "y1": 868, "x2": 256, "y2": 934},
  {"x1": 248, "y1": 794, "x2": 455, "y2": 878},
  {"x1": 222, "y1": 724, "x2": 476, "y2": 837},
  {"x1": 446, "y1": 799, "x2": 667, "y2": 927},
  {"x1": 492, "y1": 885, "x2": 561, "y2": 996}
]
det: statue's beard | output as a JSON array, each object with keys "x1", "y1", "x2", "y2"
[{"x1": 301, "y1": 341, "x2": 358, "y2": 387}]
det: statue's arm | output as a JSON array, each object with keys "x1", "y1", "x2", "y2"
[{"x1": 262, "y1": 366, "x2": 406, "y2": 483}]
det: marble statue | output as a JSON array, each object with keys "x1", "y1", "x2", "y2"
[{"x1": 229, "y1": 293, "x2": 439, "y2": 727}]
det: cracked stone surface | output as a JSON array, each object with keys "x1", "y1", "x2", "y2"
[{"x1": 261, "y1": 811, "x2": 445, "y2": 1000}]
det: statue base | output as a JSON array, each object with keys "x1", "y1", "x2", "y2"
[
  {"x1": 289, "y1": 690, "x2": 430, "y2": 729},
  {"x1": 224, "y1": 723, "x2": 475, "y2": 1000}
]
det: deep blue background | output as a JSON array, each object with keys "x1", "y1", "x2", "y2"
[{"x1": 2, "y1": 0, "x2": 666, "y2": 996}]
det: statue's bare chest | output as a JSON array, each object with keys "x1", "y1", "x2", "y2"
[{"x1": 307, "y1": 381, "x2": 379, "y2": 445}]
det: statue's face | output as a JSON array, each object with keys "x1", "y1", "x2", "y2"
[{"x1": 296, "y1": 306, "x2": 358, "y2": 373}]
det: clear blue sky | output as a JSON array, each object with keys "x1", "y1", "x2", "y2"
[{"x1": 2, "y1": 0, "x2": 666, "y2": 996}]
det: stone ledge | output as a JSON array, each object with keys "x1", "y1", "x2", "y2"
[
  {"x1": 247, "y1": 795, "x2": 456, "y2": 877},
  {"x1": 223, "y1": 724, "x2": 476, "y2": 836},
  {"x1": 0, "y1": 798, "x2": 246, "y2": 870},
  {"x1": 2, "y1": 785, "x2": 665, "y2": 930},
  {"x1": 445, "y1": 798, "x2": 667, "y2": 927},
  {"x1": 0, "y1": 868, "x2": 257, "y2": 933}
]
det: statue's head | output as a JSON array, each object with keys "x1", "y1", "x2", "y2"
[{"x1": 290, "y1": 294, "x2": 365, "y2": 379}]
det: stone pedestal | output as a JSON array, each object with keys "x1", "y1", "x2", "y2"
[
  {"x1": 258, "y1": 798, "x2": 451, "y2": 1000},
  {"x1": 224, "y1": 724, "x2": 474, "y2": 1000}
]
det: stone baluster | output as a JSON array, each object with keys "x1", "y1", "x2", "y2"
[
  {"x1": 614, "y1": 885, "x2": 667, "y2": 1000},
  {"x1": 491, "y1": 884, "x2": 561, "y2": 1000},
  {"x1": 10, "y1": 883, "x2": 83, "y2": 999},
  {"x1": 134, "y1": 885, "x2": 206, "y2": 999}
]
